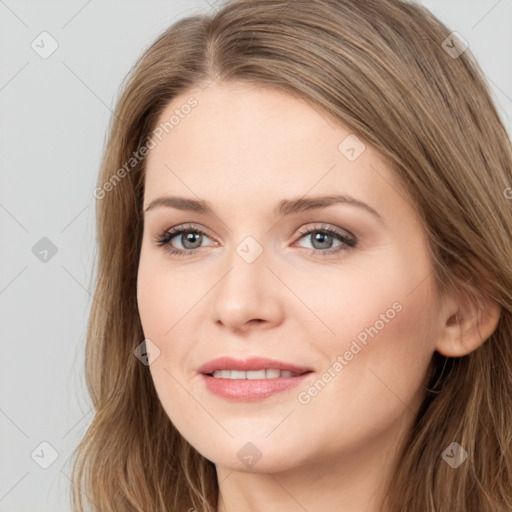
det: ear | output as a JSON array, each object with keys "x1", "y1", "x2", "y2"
[{"x1": 435, "y1": 285, "x2": 502, "y2": 358}]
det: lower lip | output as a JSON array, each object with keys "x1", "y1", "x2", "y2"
[{"x1": 201, "y1": 372, "x2": 314, "y2": 401}]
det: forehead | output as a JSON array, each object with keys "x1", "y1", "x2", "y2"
[
  {"x1": 143, "y1": 81, "x2": 405, "y2": 217},
  {"x1": 148, "y1": 81, "x2": 341, "y2": 164}
]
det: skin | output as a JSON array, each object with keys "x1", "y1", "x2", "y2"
[{"x1": 136, "y1": 80, "x2": 501, "y2": 512}]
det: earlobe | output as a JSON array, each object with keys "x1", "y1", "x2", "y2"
[{"x1": 435, "y1": 293, "x2": 502, "y2": 358}]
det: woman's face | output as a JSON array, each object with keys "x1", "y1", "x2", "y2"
[{"x1": 137, "y1": 80, "x2": 444, "y2": 474}]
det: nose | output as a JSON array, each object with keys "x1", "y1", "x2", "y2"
[{"x1": 209, "y1": 241, "x2": 284, "y2": 333}]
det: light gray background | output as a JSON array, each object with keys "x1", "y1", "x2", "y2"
[{"x1": 1, "y1": 1, "x2": 511, "y2": 510}]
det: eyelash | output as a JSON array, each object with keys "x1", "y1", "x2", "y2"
[{"x1": 154, "y1": 223, "x2": 357, "y2": 257}]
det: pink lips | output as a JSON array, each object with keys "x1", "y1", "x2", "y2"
[{"x1": 197, "y1": 356, "x2": 314, "y2": 402}]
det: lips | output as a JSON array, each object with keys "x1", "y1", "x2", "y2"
[
  {"x1": 197, "y1": 356, "x2": 314, "y2": 401},
  {"x1": 197, "y1": 356, "x2": 313, "y2": 376}
]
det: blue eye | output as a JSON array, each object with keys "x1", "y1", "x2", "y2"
[
  {"x1": 154, "y1": 223, "x2": 212, "y2": 257},
  {"x1": 295, "y1": 224, "x2": 357, "y2": 255},
  {"x1": 154, "y1": 223, "x2": 357, "y2": 257}
]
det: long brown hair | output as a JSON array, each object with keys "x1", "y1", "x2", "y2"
[{"x1": 71, "y1": 0, "x2": 512, "y2": 510}]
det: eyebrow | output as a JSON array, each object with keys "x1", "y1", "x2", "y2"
[{"x1": 144, "y1": 194, "x2": 383, "y2": 222}]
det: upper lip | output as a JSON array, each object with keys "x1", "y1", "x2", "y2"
[{"x1": 197, "y1": 356, "x2": 313, "y2": 375}]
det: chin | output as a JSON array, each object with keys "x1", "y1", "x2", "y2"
[{"x1": 188, "y1": 434, "x2": 309, "y2": 474}]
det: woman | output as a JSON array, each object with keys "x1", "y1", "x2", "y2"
[{"x1": 72, "y1": 0, "x2": 512, "y2": 510}]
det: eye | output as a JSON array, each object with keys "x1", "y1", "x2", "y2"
[
  {"x1": 154, "y1": 223, "x2": 215, "y2": 257},
  {"x1": 294, "y1": 223, "x2": 357, "y2": 256}
]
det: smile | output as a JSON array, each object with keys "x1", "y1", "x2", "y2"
[
  {"x1": 201, "y1": 370, "x2": 314, "y2": 401},
  {"x1": 211, "y1": 369, "x2": 303, "y2": 379}
]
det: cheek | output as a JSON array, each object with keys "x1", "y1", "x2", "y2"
[
  {"x1": 136, "y1": 256, "x2": 208, "y2": 396},
  {"x1": 136, "y1": 260, "x2": 200, "y2": 428},
  {"x1": 287, "y1": 291, "x2": 436, "y2": 460},
  {"x1": 318, "y1": 284, "x2": 435, "y2": 412},
  {"x1": 137, "y1": 268, "x2": 167, "y2": 340},
  {"x1": 136, "y1": 253, "x2": 200, "y2": 338},
  {"x1": 301, "y1": 256, "x2": 437, "y2": 400},
  {"x1": 284, "y1": 258, "x2": 422, "y2": 349}
]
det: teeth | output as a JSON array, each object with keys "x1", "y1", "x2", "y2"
[
  {"x1": 211, "y1": 369, "x2": 301, "y2": 379},
  {"x1": 247, "y1": 369, "x2": 266, "y2": 380}
]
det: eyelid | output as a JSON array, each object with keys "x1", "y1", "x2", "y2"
[
  {"x1": 153, "y1": 223, "x2": 216, "y2": 246},
  {"x1": 295, "y1": 223, "x2": 356, "y2": 241}
]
